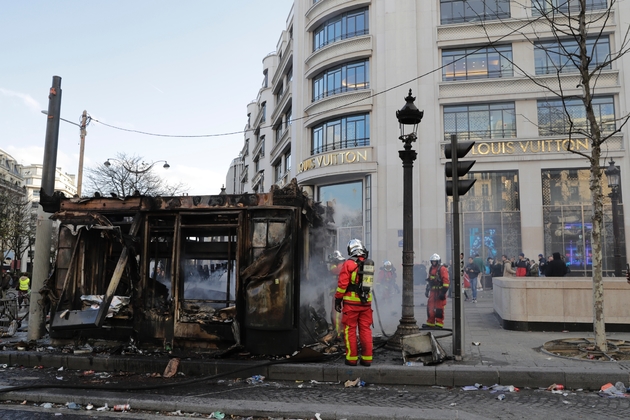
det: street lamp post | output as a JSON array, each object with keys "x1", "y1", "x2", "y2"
[
  {"x1": 386, "y1": 89, "x2": 424, "y2": 350},
  {"x1": 41, "y1": 109, "x2": 88, "y2": 196},
  {"x1": 103, "y1": 158, "x2": 170, "y2": 195},
  {"x1": 605, "y1": 160, "x2": 622, "y2": 277}
]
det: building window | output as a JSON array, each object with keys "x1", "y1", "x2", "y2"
[
  {"x1": 313, "y1": 8, "x2": 369, "y2": 51},
  {"x1": 443, "y1": 102, "x2": 516, "y2": 141},
  {"x1": 275, "y1": 83, "x2": 284, "y2": 104},
  {"x1": 440, "y1": 0, "x2": 510, "y2": 25},
  {"x1": 274, "y1": 124, "x2": 283, "y2": 143},
  {"x1": 261, "y1": 102, "x2": 266, "y2": 123},
  {"x1": 313, "y1": 60, "x2": 369, "y2": 101},
  {"x1": 274, "y1": 161, "x2": 283, "y2": 182},
  {"x1": 319, "y1": 181, "x2": 364, "y2": 252},
  {"x1": 442, "y1": 45, "x2": 513, "y2": 81},
  {"x1": 262, "y1": 69, "x2": 268, "y2": 88},
  {"x1": 542, "y1": 167, "x2": 625, "y2": 276},
  {"x1": 447, "y1": 171, "x2": 521, "y2": 261},
  {"x1": 535, "y1": 37, "x2": 610, "y2": 75},
  {"x1": 311, "y1": 114, "x2": 370, "y2": 155},
  {"x1": 287, "y1": 67, "x2": 293, "y2": 82},
  {"x1": 260, "y1": 136, "x2": 265, "y2": 157},
  {"x1": 254, "y1": 158, "x2": 260, "y2": 173},
  {"x1": 532, "y1": 0, "x2": 608, "y2": 15},
  {"x1": 537, "y1": 96, "x2": 615, "y2": 136},
  {"x1": 286, "y1": 110, "x2": 292, "y2": 128},
  {"x1": 285, "y1": 152, "x2": 291, "y2": 173}
]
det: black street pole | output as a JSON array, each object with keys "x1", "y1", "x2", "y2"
[
  {"x1": 450, "y1": 133, "x2": 464, "y2": 358},
  {"x1": 611, "y1": 187, "x2": 622, "y2": 277},
  {"x1": 29, "y1": 75, "x2": 62, "y2": 340},
  {"x1": 386, "y1": 90, "x2": 423, "y2": 350}
]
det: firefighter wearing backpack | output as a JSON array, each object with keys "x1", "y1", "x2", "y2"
[
  {"x1": 423, "y1": 253, "x2": 450, "y2": 329},
  {"x1": 335, "y1": 239, "x2": 374, "y2": 366}
]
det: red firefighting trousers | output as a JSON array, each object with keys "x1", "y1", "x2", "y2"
[
  {"x1": 426, "y1": 290, "x2": 447, "y2": 328},
  {"x1": 342, "y1": 303, "x2": 373, "y2": 363}
]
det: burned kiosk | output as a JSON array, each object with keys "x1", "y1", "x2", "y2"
[{"x1": 42, "y1": 180, "x2": 333, "y2": 355}]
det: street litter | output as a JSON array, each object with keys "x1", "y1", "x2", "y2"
[
  {"x1": 462, "y1": 383, "x2": 487, "y2": 391},
  {"x1": 209, "y1": 412, "x2": 226, "y2": 419},
  {"x1": 58, "y1": 366, "x2": 64, "y2": 371},
  {"x1": 170, "y1": 410, "x2": 183, "y2": 415},
  {"x1": 86, "y1": 403, "x2": 93, "y2": 410},
  {"x1": 163, "y1": 357, "x2": 180, "y2": 378},
  {"x1": 472, "y1": 342, "x2": 481, "y2": 346},
  {"x1": 96, "y1": 403, "x2": 109, "y2": 411},
  {"x1": 56, "y1": 376, "x2": 63, "y2": 380},
  {"x1": 490, "y1": 384, "x2": 518, "y2": 392},
  {"x1": 246, "y1": 375, "x2": 265, "y2": 384},
  {"x1": 113, "y1": 404, "x2": 131, "y2": 411},
  {"x1": 599, "y1": 382, "x2": 629, "y2": 398},
  {"x1": 547, "y1": 383, "x2": 564, "y2": 391},
  {"x1": 66, "y1": 402, "x2": 80, "y2": 410},
  {"x1": 497, "y1": 394, "x2": 505, "y2": 400},
  {"x1": 42, "y1": 403, "x2": 53, "y2": 409},
  {"x1": 344, "y1": 378, "x2": 365, "y2": 388}
]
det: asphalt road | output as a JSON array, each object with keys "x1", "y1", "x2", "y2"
[{"x1": 1, "y1": 365, "x2": 629, "y2": 419}]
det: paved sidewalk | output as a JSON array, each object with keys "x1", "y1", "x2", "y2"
[{"x1": 1, "y1": 289, "x2": 629, "y2": 392}]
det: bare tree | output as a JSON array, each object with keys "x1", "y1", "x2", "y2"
[
  {"x1": 0, "y1": 188, "x2": 34, "y2": 272},
  {"x1": 471, "y1": 0, "x2": 630, "y2": 351},
  {"x1": 83, "y1": 153, "x2": 187, "y2": 197}
]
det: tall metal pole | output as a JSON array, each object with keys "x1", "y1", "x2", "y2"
[
  {"x1": 386, "y1": 133, "x2": 421, "y2": 349},
  {"x1": 29, "y1": 76, "x2": 62, "y2": 340},
  {"x1": 450, "y1": 133, "x2": 465, "y2": 358},
  {"x1": 611, "y1": 187, "x2": 622, "y2": 277},
  {"x1": 77, "y1": 110, "x2": 88, "y2": 197}
]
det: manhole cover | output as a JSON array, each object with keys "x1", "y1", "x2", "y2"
[{"x1": 542, "y1": 338, "x2": 630, "y2": 361}]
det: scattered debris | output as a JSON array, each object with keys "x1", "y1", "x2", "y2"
[
  {"x1": 490, "y1": 384, "x2": 518, "y2": 392},
  {"x1": 163, "y1": 358, "x2": 180, "y2": 378},
  {"x1": 547, "y1": 383, "x2": 564, "y2": 391},
  {"x1": 113, "y1": 404, "x2": 131, "y2": 412},
  {"x1": 66, "y1": 402, "x2": 80, "y2": 410},
  {"x1": 497, "y1": 394, "x2": 505, "y2": 400},
  {"x1": 344, "y1": 378, "x2": 365, "y2": 388},
  {"x1": 472, "y1": 342, "x2": 481, "y2": 346},
  {"x1": 599, "y1": 382, "x2": 630, "y2": 398},
  {"x1": 209, "y1": 412, "x2": 225, "y2": 419},
  {"x1": 246, "y1": 375, "x2": 265, "y2": 385}
]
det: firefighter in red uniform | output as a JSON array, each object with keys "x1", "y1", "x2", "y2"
[
  {"x1": 377, "y1": 260, "x2": 399, "y2": 304},
  {"x1": 327, "y1": 250, "x2": 345, "y2": 341},
  {"x1": 423, "y1": 253, "x2": 450, "y2": 329},
  {"x1": 335, "y1": 239, "x2": 374, "y2": 366}
]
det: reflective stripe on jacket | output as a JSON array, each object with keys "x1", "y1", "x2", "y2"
[
  {"x1": 19, "y1": 276, "x2": 30, "y2": 291},
  {"x1": 335, "y1": 257, "x2": 372, "y2": 304}
]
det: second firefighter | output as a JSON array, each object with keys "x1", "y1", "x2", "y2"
[{"x1": 423, "y1": 253, "x2": 450, "y2": 329}]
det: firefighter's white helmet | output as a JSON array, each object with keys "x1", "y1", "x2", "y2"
[
  {"x1": 332, "y1": 250, "x2": 344, "y2": 261},
  {"x1": 430, "y1": 253, "x2": 441, "y2": 264},
  {"x1": 347, "y1": 239, "x2": 366, "y2": 257},
  {"x1": 383, "y1": 260, "x2": 393, "y2": 271}
]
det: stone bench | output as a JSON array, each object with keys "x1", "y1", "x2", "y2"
[{"x1": 493, "y1": 276, "x2": 630, "y2": 332}]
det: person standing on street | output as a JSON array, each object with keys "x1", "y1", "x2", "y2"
[
  {"x1": 335, "y1": 239, "x2": 373, "y2": 367},
  {"x1": 464, "y1": 257, "x2": 480, "y2": 303},
  {"x1": 502, "y1": 254, "x2": 516, "y2": 276},
  {"x1": 515, "y1": 253, "x2": 528, "y2": 277},
  {"x1": 473, "y1": 253, "x2": 484, "y2": 292},
  {"x1": 423, "y1": 254, "x2": 450, "y2": 328},
  {"x1": 545, "y1": 252, "x2": 568, "y2": 277},
  {"x1": 18, "y1": 272, "x2": 30, "y2": 308}
]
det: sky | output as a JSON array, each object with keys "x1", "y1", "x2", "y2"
[{"x1": 0, "y1": 0, "x2": 294, "y2": 195}]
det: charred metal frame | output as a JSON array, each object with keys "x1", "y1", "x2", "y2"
[{"x1": 44, "y1": 181, "x2": 329, "y2": 354}]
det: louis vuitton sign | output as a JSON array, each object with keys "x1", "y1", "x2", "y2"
[
  {"x1": 469, "y1": 138, "x2": 590, "y2": 155},
  {"x1": 298, "y1": 148, "x2": 370, "y2": 173}
]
